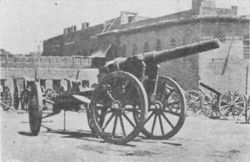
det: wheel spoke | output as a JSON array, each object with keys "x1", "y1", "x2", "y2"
[
  {"x1": 102, "y1": 112, "x2": 115, "y2": 131},
  {"x1": 220, "y1": 105, "x2": 231, "y2": 113},
  {"x1": 158, "y1": 114, "x2": 165, "y2": 136},
  {"x1": 105, "y1": 90, "x2": 116, "y2": 102},
  {"x1": 163, "y1": 109, "x2": 180, "y2": 116},
  {"x1": 220, "y1": 104, "x2": 230, "y2": 110},
  {"x1": 162, "y1": 89, "x2": 174, "y2": 102},
  {"x1": 235, "y1": 101, "x2": 244, "y2": 105},
  {"x1": 151, "y1": 114, "x2": 157, "y2": 134},
  {"x1": 145, "y1": 111, "x2": 155, "y2": 124},
  {"x1": 123, "y1": 113, "x2": 135, "y2": 128},
  {"x1": 234, "y1": 96, "x2": 240, "y2": 102},
  {"x1": 112, "y1": 114, "x2": 118, "y2": 136},
  {"x1": 194, "y1": 96, "x2": 201, "y2": 102},
  {"x1": 166, "y1": 101, "x2": 180, "y2": 106},
  {"x1": 119, "y1": 115, "x2": 126, "y2": 137},
  {"x1": 162, "y1": 113, "x2": 174, "y2": 129}
]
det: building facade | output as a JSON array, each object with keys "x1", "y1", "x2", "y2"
[{"x1": 43, "y1": 0, "x2": 250, "y2": 94}]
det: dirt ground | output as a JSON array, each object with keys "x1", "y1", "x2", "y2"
[{"x1": 1, "y1": 109, "x2": 250, "y2": 162}]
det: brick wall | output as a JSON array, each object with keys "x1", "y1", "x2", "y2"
[{"x1": 1, "y1": 56, "x2": 91, "y2": 69}]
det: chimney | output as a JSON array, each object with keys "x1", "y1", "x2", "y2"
[
  {"x1": 82, "y1": 22, "x2": 90, "y2": 30},
  {"x1": 72, "y1": 25, "x2": 77, "y2": 32},
  {"x1": 120, "y1": 11, "x2": 137, "y2": 24},
  {"x1": 63, "y1": 26, "x2": 77, "y2": 35},
  {"x1": 231, "y1": 6, "x2": 238, "y2": 15}
]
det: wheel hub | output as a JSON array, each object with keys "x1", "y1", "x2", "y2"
[
  {"x1": 229, "y1": 101, "x2": 235, "y2": 106},
  {"x1": 111, "y1": 100, "x2": 122, "y2": 110},
  {"x1": 151, "y1": 100, "x2": 164, "y2": 114}
]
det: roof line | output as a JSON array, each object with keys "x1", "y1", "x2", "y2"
[{"x1": 98, "y1": 16, "x2": 249, "y2": 36}]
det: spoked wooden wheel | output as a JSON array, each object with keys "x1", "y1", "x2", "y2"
[
  {"x1": 185, "y1": 90, "x2": 202, "y2": 116},
  {"x1": 14, "y1": 87, "x2": 19, "y2": 110},
  {"x1": 1, "y1": 86, "x2": 12, "y2": 111},
  {"x1": 89, "y1": 71, "x2": 148, "y2": 145},
  {"x1": 201, "y1": 93, "x2": 221, "y2": 118},
  {"x1": 219, "y1": 91, "x2": 246, "y2": 120},
  {"x1": 245, "y1": 96, "x2": 250, "y2": 124},
  {"x1": 21, "y1": 90, "x2": 30, "y2": 110},
  {"x1": 138, "y1": 76, "x2": 186, "y2": 140},
  {"x1": 29, "y1": 82, "x2": 43, "y2": 135}
]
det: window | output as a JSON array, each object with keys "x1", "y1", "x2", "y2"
[
  {"x1": 171, "y1": 39, "x2": 176, "y2": 48},
  {"x1": 213, "y1": 31, "x2": 226, "y2": 42},
  {"x1": 156, "y1": 39, "x2": 161, "y2": 51},
  {"x1": 40, "y1": 79, "x2": 46, "y2": 89},
  {"x1": 84, "y1": 51, "x2": 88, "y2": 56},
  {"x1": 132, "y1": 44, "x2": 137, "y2": 55},
  {"x1": 243, "y1": 33, "x2": 250, "y2": 59},
  {"x1": 90, "y1": 44, "x2": 96, "y2": 54},
  {"x1": 53, "y1": 80, "x2": 61, "y2": 93},
  {"x1": 210, "y1": 58, "x2": 224, "y2": 74},
  {"x1": 144, "y1": 42, "x2": 150, "y2": 52},
  {"x1": 122, "y1": 44, "x2": 127, "y2": 56},
  {"x1": 82, "y1": 80, "x2": 89, "y2": 88}
]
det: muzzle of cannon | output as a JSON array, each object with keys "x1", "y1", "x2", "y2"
[{"x1": 138, "y1": 39, "x2": 219, "y2": 64}]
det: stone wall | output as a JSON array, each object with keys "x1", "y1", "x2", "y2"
[
  {"x1": 1, "y1": 67, "x2": 99, "y2": 106},
  {"x1": 1, "y1": 55, "x2": 91, "y2": 69}
]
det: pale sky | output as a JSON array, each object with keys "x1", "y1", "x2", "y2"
[{"x1": 0, "y1": 0, "x2": 249, "y2": 54}]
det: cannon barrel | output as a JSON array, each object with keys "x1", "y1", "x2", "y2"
[
  {"x1": 104, "y1": 39, "x2": 219, "y2": 71},
  {"x1": 137, "y1": 39, "x2": 219, "y2": 64}
]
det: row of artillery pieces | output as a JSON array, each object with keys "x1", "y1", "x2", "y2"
[
  {"x1": 1, "y1": 76, "x2": 250, "y2": 145},
  {"x1": 185, "y1": 82, "x2": 250, "y2": 123},
  {"x1": 0, "y1": 40, "x2": 249, "y2": 145}
]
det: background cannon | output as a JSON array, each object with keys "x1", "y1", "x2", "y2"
[{"x1": 28, "y1": 39, "x2": 219, "y2": 145}]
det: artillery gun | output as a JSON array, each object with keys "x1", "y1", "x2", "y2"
[{"x1": 28, "y1": 39, "x2": 219, "y2": 145}]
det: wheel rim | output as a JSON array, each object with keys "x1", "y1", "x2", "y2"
[
  {"x1": 246, "y1": 96, "x2": 250, "y2": 124},
  {"x1": 138, "y1": 76, "x2": 186, "y2": 139},
  {"x1": 201, "y1": 93, "x2": 220, "y2": 118},
  {"x1": 219, "y1": 91, "x2": 245, "y2": 120},
  {"x1": 89, "y1": 71, "x2": 148, "y2": 145},
  {"x1": 1, "y1": 87, "x2": 12, "y2": 111},
  {"x1": 14, "y1": 88, "x2": 19, "y2": 110},
  {"x1": 185, "y1": 90, "x2": 202, "y2": 115},
  {"x1": 29, "y1": 82, "x2": 43, "y2": 135}
]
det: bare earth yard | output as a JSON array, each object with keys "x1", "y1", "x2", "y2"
[{"x1": 1, "y1": 110, "x2": 250, "y2": 162}]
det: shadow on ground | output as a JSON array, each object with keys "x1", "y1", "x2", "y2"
[{"x1": 18, "y1": 131, "x2": 34, "y2": 136}]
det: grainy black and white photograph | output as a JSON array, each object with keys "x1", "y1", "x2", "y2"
[{"x1": 0, "y1": 0, "x2": 250, "y2": 161}]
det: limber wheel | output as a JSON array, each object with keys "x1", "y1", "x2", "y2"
[
  {"x1": 21, "y1": 90, "x2": 30, "y2": 110},
  {"x1": 245, "y1": 96, "x2": 250, "y2": 124},
  {"x1": 29, "y1": 82, "x2": 43, "y2": 135},
  {"x1": 1, "y1": 86, "x2": 12, "y2": 111},
  {"x1": 138, "y1": 76, "x2": 186, "y2": 140},
  {"x1": 219, "y1": 91, "x2": 245, "y2": 120},
  {"x1": 185, "y1": 90, "x2": 202, "y2": 116},
  {"x1": 14, "y1": 87, "x2": 19, "y2": 110},
  {"x1": 201, "y1": 93, "x2": 221, "y2": 119},
  {"x1": 89, "y1": 71, "x2": 148, "y2": 145}
]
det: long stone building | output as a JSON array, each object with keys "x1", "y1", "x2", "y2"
[{"x1": 43, "y1": 0, "x2": 250, "y2": 94}]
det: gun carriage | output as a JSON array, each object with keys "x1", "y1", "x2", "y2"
[
  {"x1": 185, "y1": 82, "x2": 246, "y2": 120},
  {"x1": 28, "y1": 40, "x2": 219, "y2": 145}
]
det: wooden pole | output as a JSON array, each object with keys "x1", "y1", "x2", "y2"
[{"x1": 246, "y1": 66, "x2": 249, "y2": 96}]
